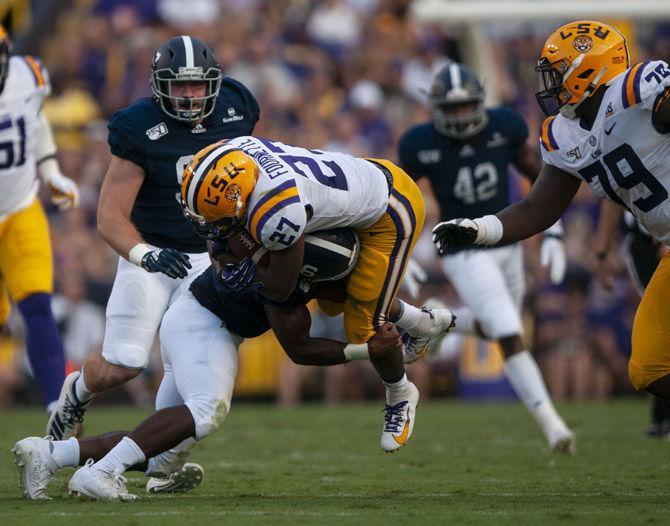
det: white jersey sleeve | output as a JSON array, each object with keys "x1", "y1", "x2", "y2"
[
  {"x1": 631, "y1": 60, "x2": 670, "y2": 111},
  {"x1": 246, "y1": 176, "x2": 307, "y2": 251},
  {"x1": 255, "y1": 201, "x2": 307, "y2": 251}
]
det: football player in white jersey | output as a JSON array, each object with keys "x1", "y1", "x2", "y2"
[
  {"x1": 181, "y1": 137, "x2": 454, "y2": 451},
  {"x1": 432, "y1": 20, "x2": 670, "y2": 400},
  {"x1": 0, "y1": 25, "x2": 79, "y2": 410}
]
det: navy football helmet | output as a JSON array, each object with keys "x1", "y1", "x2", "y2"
[
  {"x1": 302, "y1": 228, "x2": 360, "y2": 283},
  {"x1": 429, "y1": 62, "x2": 488, "y2": 139},
  {"x1": 150, "y1": 35, "x2": 222, "y2": 123},
  {"x1": 0, "y1": 25, "x2": 10, "y2": 95}
]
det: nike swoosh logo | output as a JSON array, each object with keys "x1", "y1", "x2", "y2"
[
  {"x1": 392, "y1": 416, "x2": 411, "y2": 446},
  {"x1": 605, "y1": 122, "x2": 617, "y2": 135}
]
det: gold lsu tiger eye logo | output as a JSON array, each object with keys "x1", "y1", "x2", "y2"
[
  {"x1": 573, "y1": 35, "x2": 593, "y2": 53},
  {"x1": 225, "y1": 183, "x2": 241, "y2": 202}
]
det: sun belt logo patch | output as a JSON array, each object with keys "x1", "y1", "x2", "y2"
[
  {"x1": 572, "y1": 35, "x2": 593, "y2": 53},
  {"x1": 146, "y1": 122, "x2": 168, "y2": 141}
]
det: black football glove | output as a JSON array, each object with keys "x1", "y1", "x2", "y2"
[
  {"x1": 431, "y1": 219, "x2": 479, "y2": 255},
  {"x1": 141, "y1": 248, "x2": 192, "y2": 279}
]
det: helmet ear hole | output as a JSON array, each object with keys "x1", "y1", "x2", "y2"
[{"x1": 577, "y1": 69, "x2": 594, "y2": 79}]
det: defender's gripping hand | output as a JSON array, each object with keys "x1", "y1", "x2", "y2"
[
  {"x1": 218, "y1": 257, "x2": 260, "y2": 292},
  {"x1": 368, "y1": 322, "x2": 403, "y2": 359},
  {"x1": 431, "y1": 219, "x2": 478, "y2": 255},
  {"x1": 141, "y1": 248, "x2": 192, "y2": 279}
]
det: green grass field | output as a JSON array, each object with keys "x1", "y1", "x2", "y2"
[{"x1": 1, "y1": 398, "x2": 669, "y2": 525}]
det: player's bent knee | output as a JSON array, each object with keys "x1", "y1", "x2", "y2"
[
  {"x1": 187, "y1": 398, "x2": 231, "y2": 440},
  {"x1": 101, "y1": 344, "x2": 150, "y2": 369}
]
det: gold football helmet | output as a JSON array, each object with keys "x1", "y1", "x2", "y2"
[
  {"x1": 181, "y1": 141, "x2": 259, "y2": 239},
  {"x1": 536, "y1": 20, "x2": 629, "y2": 118},
  {"x1": 0, "y1": 25, "x2": 10, "y2": 94}
]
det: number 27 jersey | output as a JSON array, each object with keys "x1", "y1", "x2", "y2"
[
  {"x1": 540, "y1": 60, "x2": 670, "y2": 244},
  {"x1": 229, "y1": 136, "x2": 390, "y2": 250}
]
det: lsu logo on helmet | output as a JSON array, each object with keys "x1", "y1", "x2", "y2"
[
  {"x1": 181, "y1": 141, "x2": 259, "y2": 239},
  {"x1": 536, "y1": 20, "x2": 629, "y2": 118}
]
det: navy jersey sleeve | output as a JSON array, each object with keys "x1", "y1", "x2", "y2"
[
  {"x1": 397, "y1": 128, "x2": 426, "y2": 180},
  {"x1": 500, "y1": 107, "x2": 529, "y2": 154},
  {"x1": 107, "y1": 110, "x2": 145, "y2": 168},
  {"x1": 223, "y1": 77, "x2": 260, "y2": 130}
]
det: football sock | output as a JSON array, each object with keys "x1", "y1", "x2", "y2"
[
  {"x1": 396, "y1": 300, "x2": 422, "y2": 331},
  {"x1": 384, "y1": 373, "x2": 411, "y2": 404},
  {"x1": 75, "y1": 371, "x2": 93, "y2": 403},
  {"x1": 51, "y1": 437, "x2": 79, "y2": 469},
  {"x1": 95, "y1": 436, "x2": 146, "y2": 475},
  {"x1": 503, "y1": 351, "x2": 567, "y2": 437},
  {"x1": 17, "y1": 294, "x2": 65, "y2": 406}
]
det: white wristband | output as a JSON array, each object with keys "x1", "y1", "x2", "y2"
[
  {"x1": 343, "y1": 342, "x2": 370, "y2": 361},
  {"x1": 128, "y1": 243, "x2": 152, "y2": 266},
  {"x1": 473, "y1": 215, "x2": 503, "y2": 245}
]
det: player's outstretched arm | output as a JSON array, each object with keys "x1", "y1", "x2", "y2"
[
  {"x1": 432, "y1": 163, "x2": 580, "y2": 254},
  {"x1": 498, "y1": 163, "x2": 581, "y2": 243}
]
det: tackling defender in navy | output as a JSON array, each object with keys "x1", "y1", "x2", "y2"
[
  {"x1": 47, "y1": 35, "x2": 259, "y2": 462},
  {"x1": 398, "y1": 62, "x2": 575, "y2": 453},
  {"x1": 14, "y1": 229, "x2": 406, "y2": 500}
]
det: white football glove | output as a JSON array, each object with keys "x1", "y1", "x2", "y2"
[
  {"x1": 540, "y1": 220, "x2": 566, "y2": 285},
  {"x1": 40, "y1": 158, "x2": 80, "y2": 210},
  {"x1": 401, "y1": 258, "x2": 427, "y2": 299}
]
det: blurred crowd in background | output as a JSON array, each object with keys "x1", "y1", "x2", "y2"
[{"x1": 2, "y1": 0, "x2": 670, "y2": 408}]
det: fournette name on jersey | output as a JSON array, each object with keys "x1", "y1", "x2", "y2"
[
  {"x1": 540, "y1": 60, "x2": 670, "y2": 244},
  {"x1": 107, "y1": 78, "x2": 259, "y2": 252},
  {"x1": 397, "y1": 107, "x2": 528, "y2": 221},
  {"x1": 0, "y1": 55, "x2": 50, "y2": 217},
  {"x1": 220, "y1": 136, "x2": 390, "y2": 251}
]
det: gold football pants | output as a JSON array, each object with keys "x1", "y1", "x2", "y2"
[{"x1": 629, "y1": 252, "x2": 670, "y2": 390}]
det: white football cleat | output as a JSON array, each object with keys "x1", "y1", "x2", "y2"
[
  {"x1": 46, "y1": 371, "x2": 91, "y2": 440},
  {"x1": 69, "y1": 459, "x2": 138, "y2": 501},
  {"x1": 550, "y1": 429, "x2": 577, "y2": 455},
  {"x1": 12, "y1": 436, "x2": 58, "y2": 500},
  {"x1": 146, "y1": 463, "x2": 204, "y2": 493},
  {"x1": 381, "y1": 382, "x2": 420, "y2": 452}
]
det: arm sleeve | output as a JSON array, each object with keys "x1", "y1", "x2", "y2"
[
  {"x1": 255, "y1": 203, "x2": 307, "y2": 251},
  {"x1": 34, "y1": 111, "x2": 58, "y2": 163},
  {"x1": 107, "y1": 110, "x2": 145, "y2": 168}
]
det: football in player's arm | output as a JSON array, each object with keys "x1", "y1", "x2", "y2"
[
  {"x1": 432, "y1": 20, "x2": 670, "y2": 399},
  {"x1": 12, "y1": 229, "x2": 443, "y2": 500}
]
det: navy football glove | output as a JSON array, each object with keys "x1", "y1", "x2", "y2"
[
  {"x1": 218, "y1": 257, "x2": 261, "y2": 292},
  {"x1": 431, "y1": 219, "x2": 479, "y2": 255},
  {"x1": 141, "y1": 248, "x2": 192, "y2": 279}
]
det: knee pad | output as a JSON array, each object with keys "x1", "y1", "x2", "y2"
[
  {"x1": 187, "y1": 398, "x2": 230, "y2": 440},
  {"x1": 101, "y1": 343, "x2": 150, "y2": 369}
]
